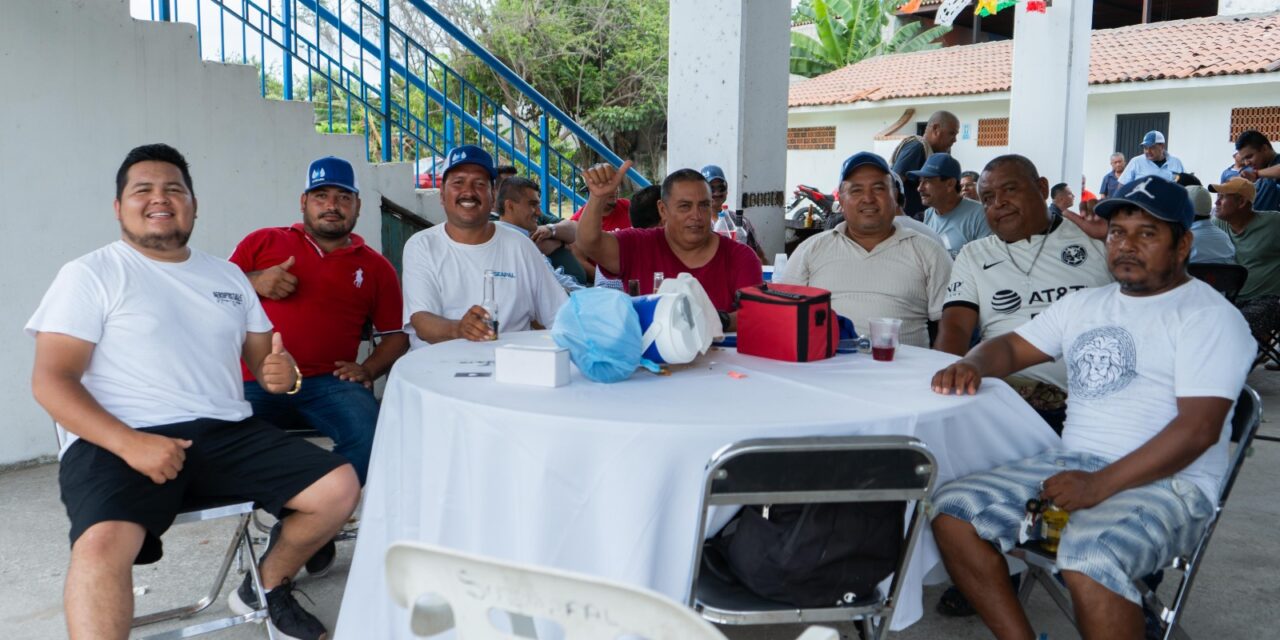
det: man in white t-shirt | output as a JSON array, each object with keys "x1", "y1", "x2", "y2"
[
  {"x1": 26, "y1": 144, "x2": 359, "y2": 640},
  {"x1": 937, "y1": 154, "x2": 1113, "y2": 432},
  {"x1": 778, "y1": 151, "x2": 952, "y2": 348},
  {"x1": 402, "y1": 144, "x2": 567, "y2": 348},
  {"x1": 929, "y1": 175, "x2": 1254, "y2": 640}
]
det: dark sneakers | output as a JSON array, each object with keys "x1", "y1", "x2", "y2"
[
  {"x1": 305, "y1": 538, "x2": 337, "y2": 578},
  {"x1": 228, "y1": 573, "x2": 328, "y2": 640}
]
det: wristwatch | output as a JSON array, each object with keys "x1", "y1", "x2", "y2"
[{"x1": 549, "y1": 224, "x2": 557, "y2": 238}]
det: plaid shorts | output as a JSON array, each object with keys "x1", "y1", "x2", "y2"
[{"x1": 929, "y1": 449, "x2": 1214, "y2": 604}]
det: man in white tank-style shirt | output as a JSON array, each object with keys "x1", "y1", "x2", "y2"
[
  {"x1": 26, "y1": 144, "x2": 359, "y2": 640},
  {"x1": 929, "y1": 175, "x2": 1254, "y2": 640}
]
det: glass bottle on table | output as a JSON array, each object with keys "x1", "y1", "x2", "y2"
[
  {"x1": 482, "y1": 269, "x2": 499, "y2": 340},
  {"x1": 652, "y1": 271, "x2": 665, "y2": 293}
]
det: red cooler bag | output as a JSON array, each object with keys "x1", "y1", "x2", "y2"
[{"x1": 736, "y1": 283, "x2": 839, "y2": 362}]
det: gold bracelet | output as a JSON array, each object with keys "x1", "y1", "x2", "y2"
[{"x1": 285, "y1": 364, "x2": 303, "y2": 395}]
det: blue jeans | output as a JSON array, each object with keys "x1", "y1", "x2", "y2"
[{"x1": 243, "y1": 376, "x2": 378, "y2": 485}]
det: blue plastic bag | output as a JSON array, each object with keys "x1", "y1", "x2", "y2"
[{"x1": 551, "y1": 288, "x2": 645, "y2": 383}]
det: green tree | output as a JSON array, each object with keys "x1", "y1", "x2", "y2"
[
  {"x1": 452, "y1": 0, "x2": 669, "y2": 180},
  {"x1": 790, "y1": 0, "x2": 950, "y2": 78}
]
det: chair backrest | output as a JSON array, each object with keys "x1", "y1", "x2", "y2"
[
  {"x1": 702, "y1": 435, "x2": 937, "y2": 507},
  {"x1": 385, "y1": 541, "x2": 732, "y2": 640},
  {"x1": 1219, "y1": 385, "x2": 1261, "y2": 506},
  {"x1": 1188, "y1": 263, "x2": 1248, "y2": 303}
]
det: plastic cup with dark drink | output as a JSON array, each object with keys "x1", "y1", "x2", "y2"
[
  {"x1": 868, "y1": 317, "x2": 902, "y2": 362},
  {"x1": 627, "y1": 279, "x2": 641, "y2": 296}
]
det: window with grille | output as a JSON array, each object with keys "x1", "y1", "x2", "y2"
[
  {"x1": 1230, "y1": 107, "x2": 1280, "y2": 143},
  {"x1": 977, "y1": 118, "x2": 1009, "y2": 147}
]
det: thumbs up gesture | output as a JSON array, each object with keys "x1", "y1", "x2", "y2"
[
  {"x1": 250, "y1": 256, "x2": 299, "y2": 300},
  {"x1": 583, "y1": 159, "x2": 633, "y2": 201},
  {"x1": 261, "y1": 332, "x2": 301, "y2": 394}
]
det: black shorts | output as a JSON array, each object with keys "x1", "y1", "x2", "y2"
[{"x1": 59, "y1": 416, "x2": 348, "y2": 565}]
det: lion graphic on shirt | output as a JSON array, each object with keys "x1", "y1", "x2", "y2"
[{"x1": 1067, "y1": 326, "x2": 1137, "y2": 399}]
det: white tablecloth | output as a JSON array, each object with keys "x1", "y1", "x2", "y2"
[{"x1": 335, "y1": 331, "x2": 1059, "y2": 639}]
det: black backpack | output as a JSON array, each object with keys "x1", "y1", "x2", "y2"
[{"x1": 706, "y1": 501, "x2": 905, "y2": 607}]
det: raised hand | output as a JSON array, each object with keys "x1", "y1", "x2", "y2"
[
  {"x1": 122, "y1": 431, "x2": 192, "y2": 484},
  {"x1": 261, "y1": 332, "x2": 300, "y2": 393},
  {"x1": 250, "y1": 256, "x2": 298, "y2": 300},
  {"x1": 582, "y1": 160, "x2": 633, "y2": 201},
  {"x1": 1062, "y1": 207, "x2": 1107, "y2": 241}
]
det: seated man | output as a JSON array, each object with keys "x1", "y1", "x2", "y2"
[
  {"x1": 702, "y1": 164, "x2": 767, "y2": 263},
  {"x1": 929, "y1": 175, "x2": 1253, "y2": 640},
  {"x1": 27, "y1": 144, "x2": 359, "y2": 640},
  {"x1": 494, "y1": 176, "x2": 584, "y2": 291},
  {"x1": 913, "y1": 153, "x2": 990, "y2": 258},
  {"x1": 230, "y1": 156, "x2": 408, "y2": 490},
  {"x1": 1208, "y1": 177, "x2": 1280, "y2": 361},
  {"x1": 777, "y1": 151, "x2": 952, "y2": 348},
  {"x1": 403, "y1": 145, "x2": 567, "y2": 347},
  {"x1": 576, "y1": 161, "x2": 763, "y2": 331},
  {"x1": 936, "y1": 154, "x2": 1113, "y2": 433},
  {"x1": 1185, "y1": 185, "x2": 1235, "y2": 265}
]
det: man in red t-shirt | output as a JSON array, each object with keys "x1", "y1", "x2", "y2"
[
  {"x1": 577, "y1": 161, "x2": 763, "y2": 331},
  {"x1": 230, "y1": 156, "x2": 407, "y2": 496},
  {"x1": 570, "y1": 191, "x2": 631, "y2": 231}
]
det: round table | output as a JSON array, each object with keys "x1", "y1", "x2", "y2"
[{"x1": 336, "y1": 331, "x2": 1059, "y2": 639}]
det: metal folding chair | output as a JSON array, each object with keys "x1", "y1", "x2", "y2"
[
  {"x1": 52, "y1": 424, "x2": 272, "y2": 639},
  {"x1": 384, "y1": 541, "x2": 839, "y2": 640},
  {"x1": 1015, "y1": 385, "x2": 1262, "y2": 640},
  {"x1": 685, "y1": 436, "x2": 938, "y2": 640},
  {"x1": 1187, "y1": 263, "x2": 1248, "y2": 304}
]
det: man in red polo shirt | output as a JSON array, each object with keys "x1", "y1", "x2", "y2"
[
  {"x1": 230, "y1": 156, "x2": 407, "y2": 502},
  {"x1": 577, "y1": 161, "x2": 762, "y2": 331}
]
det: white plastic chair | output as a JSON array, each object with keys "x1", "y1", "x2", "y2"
[{"x1": 385, "y1": 541, "x2": 838, "y2": 640}]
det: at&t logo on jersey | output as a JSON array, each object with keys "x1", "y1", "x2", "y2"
[{"x1": 991, "y1": 289, "x2": 1022, "y2": 314}]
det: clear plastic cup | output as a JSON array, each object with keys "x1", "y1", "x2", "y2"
[{"x1": 868, "y1": 317, "x2": 903, "y2": 362}]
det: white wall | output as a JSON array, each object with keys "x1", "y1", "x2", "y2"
[
  {"x1": 787, "y1": 74, "x2": 1280, "y2": 197},
  {"x1": 0, "y1": 0, "x2": 440, "y2": 465},
  {"x1": 1220, "y1": 0, "x2": 1278, "y2": 15},
  {"x1": 786, "y1": 97, "x2": 1010, "y2": 195}
]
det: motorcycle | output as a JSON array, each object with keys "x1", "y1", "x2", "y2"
[{"x1": 782, "y1": 184, "x2": 838, "y2": 255}]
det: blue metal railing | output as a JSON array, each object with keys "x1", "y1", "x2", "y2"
[{"x1": 138, "y1": 0, "x2": 649, "y2": 217}]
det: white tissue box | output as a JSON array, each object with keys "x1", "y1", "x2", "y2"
[{"x1": 494, "y1": 344, "x2": 570, "y2": 387}]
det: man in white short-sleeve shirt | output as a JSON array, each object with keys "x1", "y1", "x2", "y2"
[
  {"x1": 929, "y1": 175, "x2": 1254, "y2": 640},
  {"x1": 403, "y1": 144, "x2": 567, "y2": 349},
  {"x1": 26, "y1": 144, "x2": 358, "y2": 640},
  {"x1": 778, "y1": 151, "x2": 951, "y2": 348},
  {"x1": 937, "y1": 155, "x2": 1113, "y2": 427}
]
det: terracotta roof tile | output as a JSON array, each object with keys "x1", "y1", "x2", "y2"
[{"x1": 789, "y1": 12, "x2": 1280, "y2": 107}]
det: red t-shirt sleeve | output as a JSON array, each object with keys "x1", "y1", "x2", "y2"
[
  {"x1": 570, "y1": 203, "x2": 586, "y2": 222},
  {"x1": 369, "y1": 257, "x2": 404, "y2": 334},
  {"x1": 228, "y1": 229, "x2": 272, "y2": 272}
]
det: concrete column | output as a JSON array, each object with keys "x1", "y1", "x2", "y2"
[
  {"x1": 668, "y1": 0, "x2": 790, "y2": 257},
  {"x1": 1007, "y1": 0, "x2": 1092, "y2": 186}
]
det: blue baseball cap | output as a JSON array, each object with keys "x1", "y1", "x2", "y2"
[
  {"x1": 440, "y1": 144, "x2": 497, "y2": 181},
  {"x1": 701, "y1": 164, "x2": 726, "y2": 183},
  {"x1": 305, "y1": 156, "x2": 359, "y2": 194},
  {"x1": 906, "y1": 153, "x2": 961, "y2": 181},
  {"x1": 1141, "y1": 130, "x2": 1166, "y2": 147},
  {"x1": 1094, "y1": 175, "x2": 1194, "y2": 229},
  {"x1": 839, "y1": 151, "x2": 891, "y2": 182}
]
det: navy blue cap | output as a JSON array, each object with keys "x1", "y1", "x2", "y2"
[
  {"x1": 1141, "y1": 131, "x2": 1166, "y2": 147},
  {"x1": 701, "y1": 164, "x2": 726, "y2": 183},
  {"x1": 440, "y1": 144, "x2": 497, "y2": 181},
  {"x1": 305, "y1": 156, "x2": 359, "y2": 194},
  {"x1": 1094, "y1": 175, "x2": 1194, "y2": 229},
  {"x1": 906, "y1": 153, "x2": 961, "y2": 181},
  {"x1": 839, "y1": 151, "x2": 890, "y2": 182}
]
